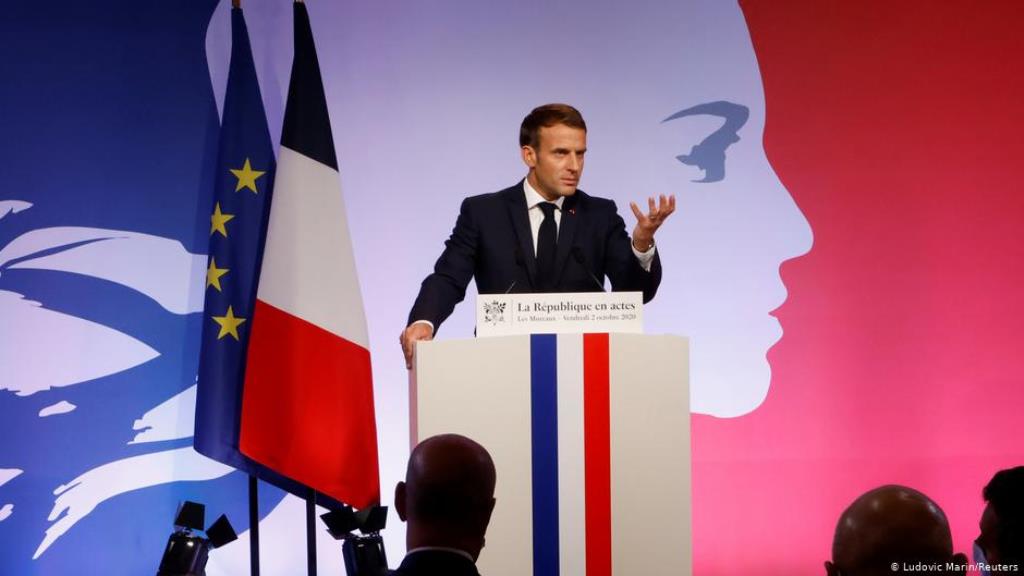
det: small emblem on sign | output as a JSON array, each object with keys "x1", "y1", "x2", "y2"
[{"x1": 483, "y1": 300, "x2": 507, "y2": 325}]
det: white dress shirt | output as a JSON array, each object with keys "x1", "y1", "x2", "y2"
[
  {"x1": 404, "y1": 546, "x2": 475, "y2": 563},
  {"x1": 523, "y1": 178, "x2": 655, "y2": 269},
  {"x1": 411, "y1": 181, "x2": 655, "y2": 330}
]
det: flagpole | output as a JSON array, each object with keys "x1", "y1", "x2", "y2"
[
  {"x1": 228, "y1": 0, "x2": 255, "y2": 568},
  {"x1": 306, "y1": 489, "x2": 318, "y2": 576},
  {"x1": 248, "y1": 474, "x2": 261, "y2": 576}
]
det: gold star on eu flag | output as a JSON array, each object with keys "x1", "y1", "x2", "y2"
[
  {"x1": 206, "y1": 257, "x2": 229, "y2": 292},
  {"x1": 210, "y1": 202, "x2": 234, "y2": 237},
  {"x1": 212, "y1": 306, "x2": 246, "y2": 340},
  {"x1": 230, "y1": 158, "x2": 266, "y2": 194}
]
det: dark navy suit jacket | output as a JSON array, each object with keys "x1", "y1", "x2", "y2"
[{"x1": 408, "y1": 181, "x2": 662, "y2": 331}]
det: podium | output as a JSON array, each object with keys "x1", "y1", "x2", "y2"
[{"x1": 410, "y1": 312, "x2": 692, "y2": 575}]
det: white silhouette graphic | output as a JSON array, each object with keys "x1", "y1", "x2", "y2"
[
  {"x1": 38, "y1": 401, "x2": 77, "y2": 417},
  {"x1": 0, "y1": 200, "x2": 236, "y2": 558},
  {"x1": 0, "y1": 226, "x2": 206, "y2": 315},
  {"x1": 0, "y1": 201, "x2": 32, "y2": 221},
  {"x1": 34, "y1": 446, "x2": 232, "y2": 559},
  {"x1": 130, "y1": 384, "x2": 197, "y2": 445},
  {"x1": 0, "y1": 290, "x2": 159, "y2": 396},
  {"x1": 0, "y1": 469, "x2": 23, "y2": 523}
]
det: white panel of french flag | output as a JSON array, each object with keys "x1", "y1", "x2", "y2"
[
  {"x1": 413, "y1": 332, "x2": 692, "y2": 576},
  {"x1": 238, "y1": 145, "x2": 379, "y2": 508},
  {"x1": 231, "y1": 1, "x2": 379, "y2": 509}
]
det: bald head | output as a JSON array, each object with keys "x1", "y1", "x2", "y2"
[
  {"x1": 828, "y1": 485, "x2": 962, "y2": 576},
  {"x1": 396, "y1": 434, "x2": 496, "y2": 559}
]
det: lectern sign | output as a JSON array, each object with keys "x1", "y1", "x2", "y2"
[{"x1": 476, "y1": 291, "x2": 643, "y2": 336}]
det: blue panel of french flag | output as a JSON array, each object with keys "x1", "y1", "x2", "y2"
[{"x1": 413, "y1": 332, "x2": 692, "y2": 576}]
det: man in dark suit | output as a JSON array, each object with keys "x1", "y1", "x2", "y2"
[
  {"x1": 391, "y1": 434, "x2": 496, "y2": 576},
  {"x1": 401, "y1": 103, "x2": 675, "y2": 367}
]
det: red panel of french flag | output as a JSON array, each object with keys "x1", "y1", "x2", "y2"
[{"x1": 237, "y1": 2, "x2": 379, "y2": 509}]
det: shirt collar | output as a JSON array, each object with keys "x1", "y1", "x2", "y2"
[
  {"x1": 523, "y1": 178, "x2": 564, "y2": 211},
  {"x1": 406, "y1": 546, "x2": 475, "y2": 563}
]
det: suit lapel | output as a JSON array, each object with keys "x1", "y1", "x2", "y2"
[
  {"x1": 504, "y1": 183, "x2": 538, "y2": 289},
  {"x1": 552, "y1": 191, "x2": 579, "y2": 288}
]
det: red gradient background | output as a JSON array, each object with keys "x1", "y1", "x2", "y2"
[{"x1": 691, "y1": 1, "x2": 1024, "y2": 573}]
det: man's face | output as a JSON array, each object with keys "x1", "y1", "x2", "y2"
[
  {"x1": 977, "y1": 503, "x2": 1001, "y2": 563},
  {"x1": 522, "y1": 124, "x2": 586, "y2": 200}
]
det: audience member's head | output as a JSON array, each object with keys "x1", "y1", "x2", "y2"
[
  {"x1": 826, "y1": 485, "x2": 967, "y2": 576},
  {"x1": 978, "y1": 466, "x2": 1024, "y2": 566},
  {"x1": 395, "y1": 434, "x2": 497, "y2": 560}
]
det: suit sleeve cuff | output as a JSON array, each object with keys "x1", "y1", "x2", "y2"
[
  {"x1": 411, "y1": 319, "x2": 435, "y2": 334},
  {"x1": 632, "y1": 241, "x2": 656, "y2": 272}
]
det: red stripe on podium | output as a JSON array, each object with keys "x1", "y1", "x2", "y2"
[
  {"x1": 584, "y1": 333, "x2": 612, "y2": 576},
  {"x1": 239, "y1": 299, "x2": 379, "y2": 508}
]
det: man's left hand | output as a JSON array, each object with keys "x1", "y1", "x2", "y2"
[{"x1": 630, "y1": 194, "x2": 676, "y2": 251}]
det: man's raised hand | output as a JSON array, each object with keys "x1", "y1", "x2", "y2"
[{"x1": 629, "y1": 194, "x2": 676, "y2": 251}]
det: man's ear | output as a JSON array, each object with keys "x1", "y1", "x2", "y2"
[
  {"x1": 824, "y1": 560, "x2": 840, "y2": 576},
  {"x1": 521, "y1": 145, "x2": 537, "y2": 168},
  {"x1": 475, "y1": 497, "x2": 498, "y2": 556},
  {"x1": 395, "y1": 481, "x2": 408, "y2": 522},
  {"x1": 482, "y1": 497, "x2": 496, "y2": 530}
]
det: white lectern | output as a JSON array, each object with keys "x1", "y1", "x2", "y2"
[{"x1": 410, "y1": 295, "x2": 691, "y2": 576}]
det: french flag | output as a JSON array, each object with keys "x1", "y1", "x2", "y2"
[
  {"x1": 414, "y1": 333, "x2": 691, "y2": 575},
  {"x1": 238, "y1": 1, "x2": 379, "y2": 509}
]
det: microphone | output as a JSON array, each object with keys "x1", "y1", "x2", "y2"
[
  {"x1": 506, "y1": 246, "x2": 525, "y2": 294},
  {"x1": 571, "y1": 246, "x2": 606, "y2": 292}
]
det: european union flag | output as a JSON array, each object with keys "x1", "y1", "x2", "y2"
[
  {"x1": 193, "y1": 5, "x2": 354, "y2": 512},
  {"x1": 192, "y1": 6, "x2": 275, "y2": 478}
]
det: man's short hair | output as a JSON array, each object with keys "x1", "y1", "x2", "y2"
[
  {"x1": 983, "y1": 466, "x2": 1024, "y2": 564},
  {"x1": 410, "y1": 471, "x2": 493, "y2": 531},
  {"x1": 520, "y1": 103, "x2": 587, "y2": 149},
  {"x1": 405, "y1": 434, "x2": 496, "y2": 538}
]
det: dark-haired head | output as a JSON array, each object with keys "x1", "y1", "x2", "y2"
[
  {"x1": 395, "y1": 434, "x2": 497, "y2": 560},
  {"x1": 979, "y1": 466, "x2": 1024, "y2": 565},
  {"x1": 520, "y1": 103, "x2": 587, "y2": 149}
]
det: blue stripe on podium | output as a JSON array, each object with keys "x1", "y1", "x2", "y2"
[{"x1": 531, "y1": 334, "x2": 560, "y2": 576}]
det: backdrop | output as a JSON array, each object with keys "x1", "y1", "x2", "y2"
[{"x1": 1, "y1": 1, "x2": 1021, "y2": 574}]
